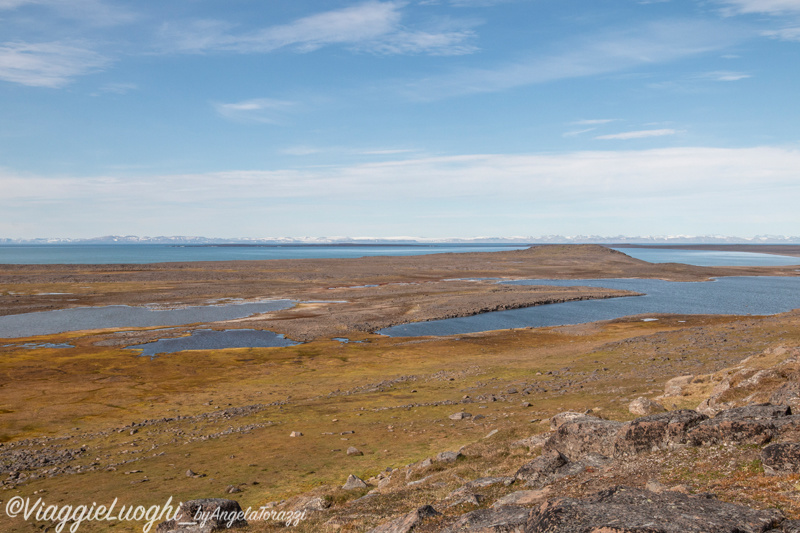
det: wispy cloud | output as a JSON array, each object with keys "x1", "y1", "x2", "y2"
[
  {"x1": 702, "y1": 70, "x2": 751, "y2": 81},
  {"x1": 595, "y1": 129, "x2": 678, "y2": 140},
  {"x1": 0, "y1": 40, "x2": 109, "y2": 87},
  {"x1": 402, "y1": 19, "x2": 747, "y2": 99},
  {"x1": 572, "y1": 119, "x2": 617, "y2": 125},
  {"x1": 764, "y1": 27, "x2": 800, "y2": 41},
  {"x1": 214, "y1": 98, "x2": 299, "y2": 124},
  {"x1": 0, "y1": 0, "x2": 136, "y2": 27},
  {"x1": 717, "y1": 0, "x2": 800, "y2": 14},
  {"x1": 161, "y1": 1, "x2": 477, "y2": 56},
  {"x1": 563, "y1": 128, "x2": 596, "y2": 138}
]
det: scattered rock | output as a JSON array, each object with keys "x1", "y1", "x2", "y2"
[
  {"x1": 290, "y1": 431, "x2": 303, "y2": 437},
  {"x1": 449, "y1": 412, "x2": 472, "y2": 421},
  {"x1": 347, "y1": 446, "x2": 364, "y2": 456},
  {"x1": 226, "y1": 485, "x2": 242, "y2": 494},
  {"x1": 156, "y1": 498, "x2": 247, "y2": 532},
  {"x1": 343, "y1": 474, "x2": 368, "y2": 490},
  {"x1": 511, "y1": 433, "x2": 551, "y2": 450},
  {"x1": 628, "y1": 396, "x2": 667, "y2": 416},
  {"x1": 761, "y1": 442, "x2": 800, "y2": 475}
]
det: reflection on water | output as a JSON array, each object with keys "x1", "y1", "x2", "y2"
[{"x1": 379, "y1": 276, "x2": 800, "y2": 337}]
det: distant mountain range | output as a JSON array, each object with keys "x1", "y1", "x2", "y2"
[{"x1": 2, "y1": 235, "x2": 800, "y2": 245}]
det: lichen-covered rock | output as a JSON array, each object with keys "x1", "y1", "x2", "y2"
[
  {"x1": 761, "y1": 442, "x2": 800, "y2": 475},
  {"x1": 441, "y1": 506, "x2": 531, "y2": 533},
  {"x1": 156, "y1": 498, "x2": 247, "y2": 532},
  {"x1": 687, "y1": 417, "x2": 776, "y2": 446},
  {"x1": 514, "y1": 450, "x2": 568, "y2": 484},
  {"x1": 548, "y1": 411, "x2": 587, "y2": 430},
  {"x1": 715, "y1": 404, "x2": 791, "y2": 420},
  {"x1": 491, "y1": 489, "x2": 550, "y2": 508},
  {"x1": 368, "y1": 505, "x2": 440, "y2": 533},
  {"x1": 771, "y1": 382, "x2": 800, "y2": 410},
  {"x1": 614, "y1": 410, "x2": 708, "y2": 456},
  {"x1": 526, "y1": 486, "x2": 784, "y2": 533},
  {"x1": 543, "y1": 416, "x2": 624, "y2": 461}
]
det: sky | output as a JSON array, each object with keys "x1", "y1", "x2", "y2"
[{"x1": 1, "y1": 0, "x2": 799, "y2": 240}]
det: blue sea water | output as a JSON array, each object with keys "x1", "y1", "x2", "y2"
[
  {"x1": 612, "y1": 247, "x2": 800, "y2": 266},
  {"x1": 0, "y1": 243, "x2": 529, "y2": 264}
]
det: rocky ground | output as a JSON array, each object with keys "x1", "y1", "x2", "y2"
[{"x1": 2, "y1": 245, "x2": 800, "y2": 532}]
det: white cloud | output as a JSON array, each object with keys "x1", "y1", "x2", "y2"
[
  {"x1": 214, "y1": 98, "x2": 299, "y2": 124},
  {"x1": 563, "y1": 128, "x2": 596, "y2": 138},
  {"x1": 0, "y1": 0, "x2": 136, "y2": 26},
  {"x1": 4, "y1": 146, "x2": 799, "y2": 203},
  {"x1": 161, "y1": 1, "x2": 477, "y2": 56},
  {"x1": 572, "y1": 119, "x2": 617, "y2": 125},
  {"x1": 402, "y1": 19, "x2": 746, "y2": 99},
  {"x1": 0, "y1": 41, "x2": 109, "y2": 87},
  {"x1": 717, "y1": 0, "x2": 800, "y2": 14},
  {"x1": 764, "y1": 27, "x2": 800, "y2": 41},
  {"x1": 703, "y1": 70, "x2": 750, "y2": 81},
  {"x1": 595, "y1": 129, "x2": 678, "y2": 140}
]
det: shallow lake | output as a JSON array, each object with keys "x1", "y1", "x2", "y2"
[
  {"x1": 129, "y1": 329, "x2": 298, "y2": 357},
  {"x1": 378, "y1": 276, "x2": 800, "y2": 337},
  {"x1": 0, "y1": 300, "x2": 294, "y2": 338}
]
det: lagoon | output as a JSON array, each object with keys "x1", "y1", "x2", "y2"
[{"x1": 378, "y1": 276, "x2": 800, "y2": 337}]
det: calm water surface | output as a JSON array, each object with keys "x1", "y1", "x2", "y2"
[
  {"x1": 379, "y1": 276, "x2": 800, "y2": 337},
  {"x1": 130, "y1": 329, "x2": 298, "y2": 357},
  {"x1": 0, "y1": 300, "x2": 294, "y2": 338}
]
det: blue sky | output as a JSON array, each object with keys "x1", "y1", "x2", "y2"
[{"x1": 1, "y1": 0, "x2": 799, "y2": 239}]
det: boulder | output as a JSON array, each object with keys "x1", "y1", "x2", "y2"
[
  {"x1": 761, "y1": 442, "x2": 800, "y2": 475},
  {"x1": 543, "y1": 415, "x2": 624, "y2": 461},
  {"x1": 368, "y1": 505, "x2": 440, "y2": 533},
  {"x1": 715, "y1": 404, "x2": 791, "y2": 420},
  {"x1": 614, "y1": 410, "x2": 708, "y2": 456},
  {"x1": 548, "y1": 411, "x2": 587, "y2": 430},
  {"x1": 449, "y1": 412, "x2": 472, "y2": 420},
  {"x1": 156, "y1": 499, "x2": 247, "y2": 532},
  {"x1": 687, "y1": 418, "x2": 775, "y2": 446},
  {"x1": 628, "y1": 397, "x2": 667, "y2": 416},
  {"x1": 347, "y1": 446, "x2": 364, "y2": 456},
  {"x1": 514, "y1": 449, "x2": 568, "y2": 484},
  {"x1": 435, "y1": 451, "x2": 462, "y2": 463},
  {"x1": 526, "y1": 486, "x2": 784, "y2": 533},
  {"x1": 770, "y1": 382, "x2": 800, "y2": 410},
  {"x1": 687, "y1": 404, "x2": 791, "y2": 446},
  {"x1": 343, "y1": 474, "x2": 368, "y2": 490}
]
